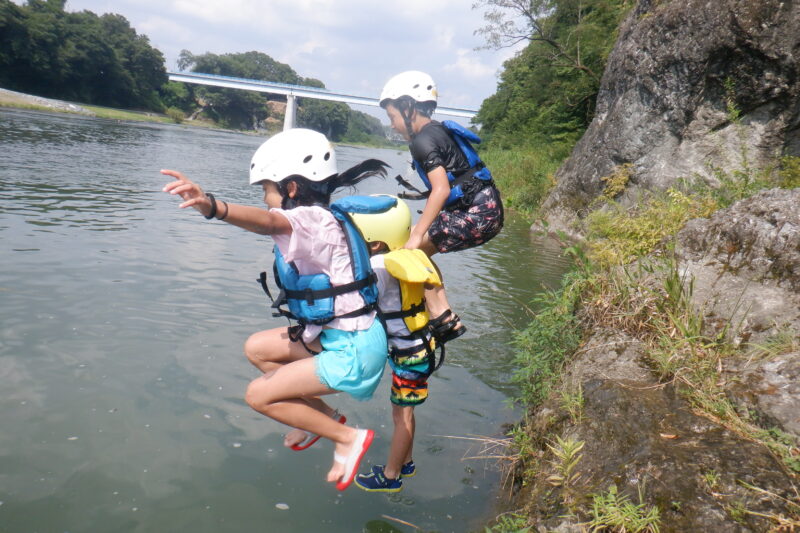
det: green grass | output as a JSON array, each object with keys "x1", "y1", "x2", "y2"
[
  {"x1": 482, "y1": 143, "x2": 570, "y2": 214},
  {"x1": 511, "y1": 269, "x2": 585, "y2": 407},
  {"x1": 588, "y1": 484, "x2": 661, "y2": 533},
  {"x1": 586, "y1": 188, "x2": 717, "y2": 267},
  {"x1": 484, "y1": 512, "x2": 531, "y2": 533},
  {"x1": 81, "y1": 105, "x2": 175, "y2": 123}
]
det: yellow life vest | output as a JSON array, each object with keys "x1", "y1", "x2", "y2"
[{"x1": 382, "y1": 249, "x2": 441, "y2": 334}]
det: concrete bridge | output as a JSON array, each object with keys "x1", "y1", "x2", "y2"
[{"x1": 167, "y1": 71, "x2": 478, "y2": 131}]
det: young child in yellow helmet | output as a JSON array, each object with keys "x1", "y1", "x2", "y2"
[
  {"x1": 347, "y1": 195, "x2": 443, "y2": 492},
  {"x1": 379, "y1": 70, "x2": 504, "y2": 344}
]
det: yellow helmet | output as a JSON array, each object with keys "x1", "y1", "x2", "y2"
[{"x1": 349, "y1": 195, "x2": 411, "y2": 251}]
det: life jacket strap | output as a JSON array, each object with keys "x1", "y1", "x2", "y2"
[
  {"x1": 259, "y1": 271, "x2": 377, "y2": 325},
  {"x1": 281, "y1": 272, "x2": 377, "y2": 305},
  {"x1": 380, "y1": 301, "x2": 426, "y2": 322},
  {"x1": 259, "y1": 271, "x2": 297, "y2": 320},
  {"x1": 287, "y1": 324, "x2": 321, "y2": 355},
  {"x1": 388, "y1": 328, "x2": 445, "y2": 375}
]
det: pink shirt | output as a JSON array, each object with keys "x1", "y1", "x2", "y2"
[{"x1": 271, "y1": 206, "x2": 376, "y2": 343}]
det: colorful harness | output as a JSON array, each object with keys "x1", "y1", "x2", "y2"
[
  {"x1": 397, "y1": 120, "x2": 493, "y2": 207},
  {"x1": 379, "y1": 249, "x2": 445, "y2": 374},
  {"x1": 258, "y1": 196, "x2": 397, "y2": 335}
]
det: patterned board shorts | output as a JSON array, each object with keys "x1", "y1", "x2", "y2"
[
  {"x1": 388, "y1": 346, "x2": 433, "y2": 407},
  {"x1": 429, "y1": 183, "x2": 504, "y2": 254}
]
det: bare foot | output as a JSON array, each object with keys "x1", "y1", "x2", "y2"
[
  {"x1": 284, "y1": 428, "x2": 310, "y2": 448},
  {"x1": 326, "y1": 429, "x2": 358, "y2": 483}
]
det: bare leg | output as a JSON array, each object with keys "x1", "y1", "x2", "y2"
[
  {"x1": 410, "y1": 228, "x2": 459, "y2": 324},
  {"x1": 283, "y1": 397, "x2": 340, "y2": 448},
  {"x1": 243, "y1": 326, "x2": 322, "y2": 374},
  {"x1": 244, "y1": 358, "x2": 364, "y2": 485},
  {"x1": 385, "y1": 405, "x2": 415, "y2": 480},
  {"x1": 244, "y1": 327, "x2": 336, "y2": 447}
]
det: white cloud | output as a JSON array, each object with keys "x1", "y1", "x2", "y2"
[
  {"x1": 63, "y1": 0, "x2": 513, "y2": 116},
  {"x1": 444, "y1": 48, "x2": 496, "y2": 79}
]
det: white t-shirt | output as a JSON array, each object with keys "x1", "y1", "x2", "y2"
[
  {"x1": 270, "y1": 206, "x2": 376, "y2": 343},
  {"x1": 371, "y1": 254, "x2": 420, "y2": 351}
]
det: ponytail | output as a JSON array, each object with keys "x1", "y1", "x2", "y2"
[{"x1": 279, "y1": 159, "x2": 388, "y2": 208}]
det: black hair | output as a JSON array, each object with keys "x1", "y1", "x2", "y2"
[
  {"x1": 414, "y1": 101, "x2": 436, "y2": 118},
  {"x1": 278, "y1": 159, "x2": 389, "y2": 209},
  {"x1": 382, "y1": 96, "x2": 436, "y2": 139}
]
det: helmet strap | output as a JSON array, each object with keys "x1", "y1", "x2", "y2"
[{"x1": 396, "y1": 97, "x2": 417, "y2": 140}]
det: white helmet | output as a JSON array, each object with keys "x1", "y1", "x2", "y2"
[
  {"x1": 249, "y1": 128, "x2": 337, "y2": 185},
  {"x1": 379, "y1": 71, "x2": 438, "y2": 108}
]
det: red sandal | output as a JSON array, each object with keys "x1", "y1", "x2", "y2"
[{"x1": 290, "y1": 411, "x2": 347, "y2": 451}]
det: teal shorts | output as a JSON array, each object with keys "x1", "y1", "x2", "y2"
[{"x1": 315, "y1": 319, "x2": 388, "y2": 401}]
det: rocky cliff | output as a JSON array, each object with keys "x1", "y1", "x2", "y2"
[
  {"x1": 540, "y1": 0, "x2": 800, "y2": 236},
  {"x1": 515, "y1": 192, "x2": 799, "y2": 532},
  {"x1": 509, "y1": 1, "x2": 800, "y2": 530}
]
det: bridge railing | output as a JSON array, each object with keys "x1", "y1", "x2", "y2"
[{"x1": 167, "y1": 71, "x2": 478, "y2": 131}]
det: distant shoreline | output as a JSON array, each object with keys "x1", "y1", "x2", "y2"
[
  {"x1": 0, "y1": 87, "x2": 403, "y2": 151},
  {"x1": 0, "y1": 87, "x2": 227, "y2": 128}
]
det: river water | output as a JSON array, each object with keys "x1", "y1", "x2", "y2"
[{"x1": 0, "y1": 108, "x2": 571, "y2": 532}]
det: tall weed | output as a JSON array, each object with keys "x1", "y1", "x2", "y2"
[
  {"x1": 512, "y1": 271, "x2": 585, "y2": 407},
  {"x1": 586, "y1": 189, "x2": 716, "y2": 267},
  {"x1": 483, "y1": 143, "x2": 570, "y2": 214}
]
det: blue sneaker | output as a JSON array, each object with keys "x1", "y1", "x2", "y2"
[
  {"x1": 365, "y1": 461, "x2": 416, "y2": 478},
  {"x1": 355, "y1": 465, "x2": 402, "y2": 493},
  {"x1": 400, "y1": 460, "x2": 416, "y2": 478}
]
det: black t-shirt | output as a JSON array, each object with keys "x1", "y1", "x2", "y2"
[{"x1": 409, "y1": 121, "x2": 470, "y2": 175}]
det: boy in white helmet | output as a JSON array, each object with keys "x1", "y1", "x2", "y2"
[
  {"x1": 347, "y1": 196, "x2": 443, "y2": 492},
  {"x1": 379, "y1": 70, "x2": 504, "y2": 344},
  {"x1": 161, "y1": 128, "x2": 390, "y2": 491}
]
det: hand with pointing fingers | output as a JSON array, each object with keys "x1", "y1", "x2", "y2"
[{"x1": 161, "y1": 169, "x2": 213, "y2": 218}]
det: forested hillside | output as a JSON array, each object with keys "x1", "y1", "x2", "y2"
[
  {"x1": 473, "y1": 0, "x2": 632, "y2": 211},
  {"x1": 476, "y1": 0, "x2": 631, "y2": 149},
  {"x1": 0, "y1": 0, "x2": 166, "y2": 110},
  {"x1": 173, "y1": 50, "x2": 386, "y2": 141},
  {"x1": 0, "y1": 0, "x2": 387, "y2": 143}
]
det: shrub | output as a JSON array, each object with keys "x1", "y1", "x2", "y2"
[{"x1": 165, "y1": 107, "x2": 184, "y2": 124}]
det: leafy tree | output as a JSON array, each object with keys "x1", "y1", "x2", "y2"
[
  {"x1": 297, "y1": 98, "x2": 350, "y2": 141},
  {"x1": 159, "y1": 80, "x2": 194, "y2": 112},
  {"x1": 0, "y1": 0, "x2": 166, "y2": 109},
  {"x1": 177, "y1": 50, "x2": 306, "y2": 129},
  {"x1": 342, "y1": 109, "x2": 387, "y2": 144},
  {"x1": 474, "y1": 0, "x2": 631, "y2": 147}
]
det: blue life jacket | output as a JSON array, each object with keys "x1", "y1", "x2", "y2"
[
  {"x1": 413, "y1": 120, "x2": 493, "y2": 206},
  {"x1": 259, "y1": 195, "x2": 397, "y2": 326}
]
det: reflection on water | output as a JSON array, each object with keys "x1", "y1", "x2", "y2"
[{"x1": 0, "y1": 108, "x2": 571, "y2": 532}]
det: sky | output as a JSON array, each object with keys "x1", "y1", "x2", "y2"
[{"x1": 60, "y1": 0, "x2": 524, "y2": 124}]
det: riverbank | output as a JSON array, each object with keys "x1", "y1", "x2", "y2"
[
  {"x1": 0, "y1": 88, "x2": 401, "y2": 150},
  {"x1": 487, "y1": 161, "x2": 800, "y2": 531},
  {"x1": 0, "y1": 87, "x2": 226, "y2": 127}
]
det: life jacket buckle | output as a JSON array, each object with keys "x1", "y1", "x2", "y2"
[{"x1": 303, "y1": 288, "x2": 315, "y2": 305}]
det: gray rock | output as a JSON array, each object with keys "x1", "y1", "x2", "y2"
[
  {"x1": 678, "y1": 188, "x2": 800, "y2": 292},
  {"x1": 540, "y1": 0, "x2": 800, "y2": 233},
  {"x1": 729, "y1": 351, "x2": 800, "y2": 439},
  {"x1": 574, "y1": 379, "x2": 796, "y2": 532},
  {"x1": 565, "y1": 330, "x2": 652, "y2": 384},
  {"x1": 675, "y1": 188, "x2": 800, "y2": 345}
]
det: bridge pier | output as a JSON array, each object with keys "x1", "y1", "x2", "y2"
[{"x1": 284, "y1": 94, "x2": 297, "y2": 131}]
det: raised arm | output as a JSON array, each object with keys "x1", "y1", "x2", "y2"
[
  {"x1": 161, "y1": 169, "x2": 291, "y2": 235},
  {"x1": 405, "y1": 166, "x2": 449, "y2": 249}
]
